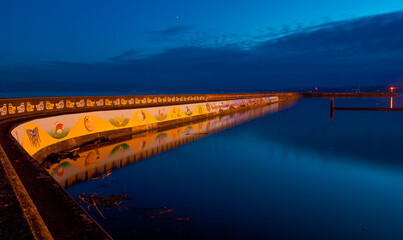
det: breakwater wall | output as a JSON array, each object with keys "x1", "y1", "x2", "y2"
[
  {"x1": 11, "y1": 96, "x2": 283, "y2": 159},
  {"x1": 0, "y1": 93, "x2": 298, "y2": 121}
]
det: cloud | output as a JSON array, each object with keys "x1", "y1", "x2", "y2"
[
  {"x1": 146, "y1": 26, "x2": 193, "y2": 36},
  {"x1": 108, "y1": 50, "x2": 141, "y2": 61},
  {"x1": 255, "y1": 11, "x2": 403, "y2": 56},
  {"x1": 1, "y1": 11, "x2": 403, "y2": 93},
  {"x1": 46, "y1": 61, "x2": 94, "y2": 68}
]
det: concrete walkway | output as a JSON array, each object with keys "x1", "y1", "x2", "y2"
[
  {"x1": 0, "y1": 156, "x2": 35, "y2": 239},
  {"x1": 0, "y1": 122, "x2": 111, "y2": 239},
  {"x1": 0, "y1": 145, "x2": 53, "y2": 239}
]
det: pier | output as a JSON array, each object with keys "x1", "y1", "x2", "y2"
[{"x1": 330, "y1": 96, "x2": 402, "y2": 120}]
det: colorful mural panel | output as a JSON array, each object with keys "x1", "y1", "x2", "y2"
[{"x1": 11, "y1": 97, "x2": 279, "y2": 156}]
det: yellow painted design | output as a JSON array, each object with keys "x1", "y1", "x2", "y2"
[
  {"x1": 135, "y1": 98, "x2": 140, "y2": 104},
  {"x1": 68, "y1": 115, "x2": 111, "y2": 138},
  {"x1": 121, "y1": 98, "x2": 127, "y2": 105},
  {"x1": 8, "y1": 103, "x2": 16, "y2": 114},
  {"x1": 66, "y1": 100, "x2": 75, "y2": 108},
  {"x1": 45, "y1": 101, "x2": 54, "y2": 110},
  {"x1": 86, "y1": 99, "x2": 95, "y2": 107},
  {"x1": 26, "y1": 102, "x2": 35, "y2": 112},
  {"x1": 105, "y1": 99, "x2": 112, "y2": 106}
]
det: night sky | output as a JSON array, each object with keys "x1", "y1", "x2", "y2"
[{"x1": 1, "y1": 1, "x2": 403, "y2": 93}]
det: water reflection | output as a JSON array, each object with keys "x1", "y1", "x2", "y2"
[
  {"x1": 48, "y1": 102, "x2": 293, "y2": 187},
  {"x1": 65, "y1": 96, "x2": 402, "y2": 240}
]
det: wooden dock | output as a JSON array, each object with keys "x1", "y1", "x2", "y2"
[{"x1": 302, "y1": 92, "x2": 397, "y2": 98}]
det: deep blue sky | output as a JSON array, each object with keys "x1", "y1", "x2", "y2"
[{"x1": 1, "y1": 1, "x2": 403, "y2": 93}]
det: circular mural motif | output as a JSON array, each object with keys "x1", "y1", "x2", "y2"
[
  {"x1": 84, "y1": 116, "x2": 95, "y2": 132},
  {"x1": 54, "y1": 121, "x2": 65, "y2": 138}
]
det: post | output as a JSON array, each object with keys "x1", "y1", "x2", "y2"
[{"x1": 330, "y1": 98, "x2": 334, "y2": 121}]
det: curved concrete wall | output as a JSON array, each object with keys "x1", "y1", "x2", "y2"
[
  {"x1": 12, "y1": 97, "x2": 279, "y2": 157},
  {"x1": 0, "y1": 93, "x2": 292, "y2": 121}
]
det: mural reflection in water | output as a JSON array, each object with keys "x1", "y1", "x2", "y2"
[{"x1": 47, "y1": 102, "x2": 288, "y2": 188}]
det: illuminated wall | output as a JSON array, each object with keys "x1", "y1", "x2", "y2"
[{"x1": 11, "y1": 97, "x2": 279, "y2": 157}]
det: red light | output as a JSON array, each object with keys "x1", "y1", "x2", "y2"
[
  {"x1": 390, "y1": 87, "x2": 394, "y2": 93},
  {"x1": 315, "y1": 87, "x2": 318, "y2": 91}
]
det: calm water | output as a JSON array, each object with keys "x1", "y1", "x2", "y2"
[{"x1": 66, "y1": 96, "x2": 402, "y2": 240}]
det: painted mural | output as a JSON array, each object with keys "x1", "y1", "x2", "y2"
[
  {"x1": 11, "y1": 97, "x2": 279, "y2": 156},
  {"x1": 45, "y1": 103, "x2": 280, "y2": 187}
]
